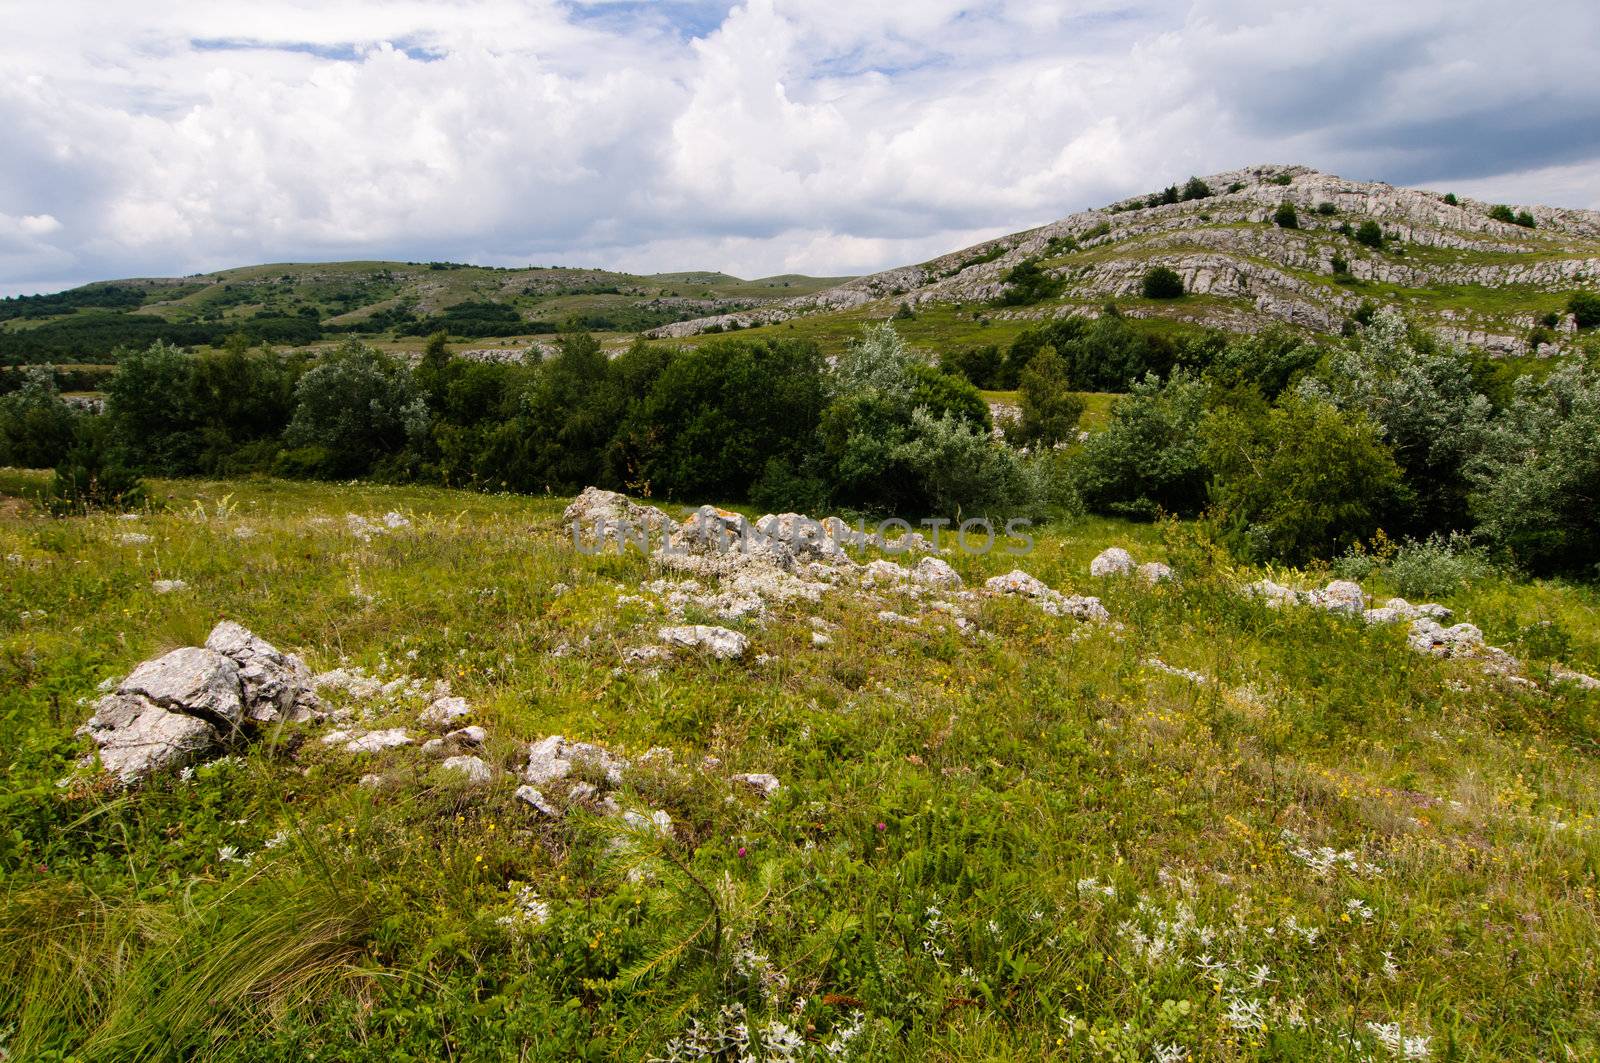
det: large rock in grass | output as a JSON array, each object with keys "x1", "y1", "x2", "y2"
[
  {"x1": 119, "y1": 647, "x2": 244, "y2": 732},
  {"x1": 205, "y1": 621, "x2": 321, "y2": 723},
  {"x1": 84, "y1": 693, "x2": 223, "y2": 784},
  {"x1": 83, "y1": 622, "x2": 323, "y2": 783}
]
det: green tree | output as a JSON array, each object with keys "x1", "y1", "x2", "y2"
[
  {"x1": 49, "y1": 417, "x2": 145, "y2": 513},
  {"x1": 284, "y1": 342, "x2": 429, "y2": 477},
  {"x1": 1013, "y1": 347, "x2": 1085, "y2": 449},
  {"x1": 1073, "y1": 369, "x2": 1211, "y2": 519},
  {"x1": 1306, "y1": 307, "x2": 1491, "y2": 535},
  {"x1": 0, "y1": 365, "x2": 78, "y2": 468},
  {"x1": 105, "y1": 340, "x2": 204, "y2": 474},
  {"x1": 939, "y1": 344, "x2": 1004, "y2": 389},
  {"x1": 1469, "y1": 363, "x2": 1600, "y2": 575},
  {"x1": 1181, "y1": 176, "x2": 1212, "y2": 201}
]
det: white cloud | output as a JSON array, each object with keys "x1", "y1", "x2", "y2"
[{"x1": 1, "y1": 0, "x2": 1597, "y2": 293}]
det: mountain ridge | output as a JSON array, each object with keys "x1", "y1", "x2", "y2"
[{"x1": 644, "y1": 163, "x2": 1600, "y2": 357}]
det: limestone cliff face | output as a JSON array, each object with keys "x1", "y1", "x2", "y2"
[{"x1": 646, "y1": 164, "x2": 1600, "y2": 354}]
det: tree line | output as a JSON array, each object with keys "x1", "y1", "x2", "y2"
[{"x1": 2, "y1": 314, "x2": 1597, "y2": 577}]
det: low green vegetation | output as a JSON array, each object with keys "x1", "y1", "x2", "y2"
[{"x1": 1, "y1": 471, "x2": 1596, "y2": 1059}]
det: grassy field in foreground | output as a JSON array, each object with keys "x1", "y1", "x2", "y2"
[{"x1": 1, "y1": 474, "x2": 1598, "y2": 1061}]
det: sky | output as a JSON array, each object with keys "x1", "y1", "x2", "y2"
[{"x1": 3, "y1": 0, "x2": 1599, "y2": 296}]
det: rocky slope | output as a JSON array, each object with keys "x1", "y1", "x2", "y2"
[{"x1": 646, "y1": 164, "x2": 1600, "y2": 355}]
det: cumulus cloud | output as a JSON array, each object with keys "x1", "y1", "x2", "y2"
[{"x1": 1, "y1": 0, "x2": 1597, "y2": 294}]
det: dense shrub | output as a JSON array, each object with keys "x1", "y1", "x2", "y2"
[
  {"x1": 1204, "y1": 395, "x2": 1405, "y2": 564},
  {"x1": 1568, "y1": 291, "x2": 1600, "y2": 329},
  {"x1": 1355, "y1": 221, "x2": 1384, "y2": 249},
  {"x1": 48, "y1": 417, "x2": 145, "y2": 513},
  {"x1": 1488, "y1": 205, "x2": 1515, "y2": 224},
  {"x1": 939, "y1": 344, "x2": 1004, "y2": 390},
  {"x1": 0, "y1": 366, "x2": 78, "y2": 468},
  {"x1": 104, "y1": 341, "x2": 206, "y2": 475},
  {"x1": 995, "y1": 257, "x2": 1065, "y2": 306},
  {"x1": 1181, "y1": 176, "x2": 1212, "y2": 201},
  {"x1": 1306, "y1": 308, "x2": 1491, "y2": 535},
  {"x1": 1072, "y1": 370, "x2": 1210, "y2": 519},
  {"x1": 1141, "y1": 267, "x2": 1184, "y2": 299},
  {"x1": 1203, "y1": 328, "x2": 1322, "y2": 399},
  {"x1": 1469, "y1": 362, "x2": 1600, "y2": 575},
  {"x1": 1273, "y1": 202, "x2": 1299, "y2": 229},
  {"x1": 1385, "y1": 533, "x2": 1493, "y2": 598},
  {"x1": 890, "y1": 408, "x2": 1041, "y2": 519},
  {"x1": 1005, "y1": 314, "x2": 1179, "y2": 392},
  {"x1": 622, "y1": 338, "x2": 825, "y2": 501}
]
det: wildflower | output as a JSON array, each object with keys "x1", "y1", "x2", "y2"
[
  {"x1": 1367, "y1": 1021, "x2": 1431, "y2": 1060},
  {"x1": 1152, "y1": 1044, "x2": 1190, "y2": 1063},
  {"x1": 216, "y1": 845, "x2": 246, "y2": 864},
  {"x1": 875, "y1": 821, "x2": 886, "y2": 832},
  {"x1": 1224, "y1": 996, "x2": 1265, "y2": 1032},
  {"x1": 737, "y1": 846, "x2": 747, "y2": 858}
]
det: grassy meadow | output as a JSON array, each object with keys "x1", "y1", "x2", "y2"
[{"x1": 1, "y1": 473, "x2": 1598, "y2": 1060}]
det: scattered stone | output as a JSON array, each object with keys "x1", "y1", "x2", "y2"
[
  {"x1": 1551, "y1": 667, "x2": 1600, "y2": 691},
  {"x1": 731, "y1": 772, "x2": 781, "y2": 797},
  {"x1": 1320, "y1": 581, "x2": 1367, "y2": 614},
  {"x1": 862, "y1": 559, "x2": 910, "y2": 586},
  {"x1": 117, "y1": 532, "x2": 152, "y2": 546},
  {"x1": 912, "y1": 556, "x2": 962, "y2": 589},
  {"x1": 419, "y1": 695, "x2": 472, "y2": 727},
  {"x1": 657, "y1": 624, "x2": 749, "y2": 659},
  {"x1": 523, "y1": 735, "x2": 628, "y2": 787},
  {"x1": 119, "y1": 647, "x2": 245, "y2": 732},
  {"x1": 423, "y1": 725, "x2": 488, "y2": 758},
  {"x1": 811, "y1": 631, "x2": 833, "y2": 648},
  {"x1": 342, "y1": 728, "x2": 413, "y2": 754},
  {"x1": 1090, "y1": 548, "x2": 1135, "y2": 577},
  {"x1": 563, "y1": 487, "x2": 674, "y2": 544},
  {"x1": 314, "y1": 667, "x2": 385, "y2": 700},
  {"x1": 1137, "y1": 562, "x2": 1174, "y2": 584},
  {"x1": 515, "y1": 784, "x2": 561, "y2": 816},
  {"x1": 986, "y1": 570, "x2": 1052, "y2": 598},
  {"x1": 876, "y1": 610, "x2": 919, "y2": 626},
  {"x1": 624, "y1": 644, "x2": 673, "y2": 665},
  {"x1": 1407, "y1": 619, "x2": 1485, "y2": 658},
  {"x1": 83, "y1": 694, "x2": 220, "y2": 783},
  {"x1": 440, "y1": 754, "x2": 494, "y2": 784},
  {"x1": 1145, "y1": 657, "x2": 1209, "y2": 685},
  {"x1": 985, "y1": 570, "x2": 1109, "y2": 622},
  {"x1": 358, "y1": 773, "x2": 384, "y2": 787},
  {"x1": 151, "y1": 579, "x2": 189, "y2": 594}
]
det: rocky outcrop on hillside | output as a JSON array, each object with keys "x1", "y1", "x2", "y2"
[{"x1": 645, "y1": 164, "x2": 1600, "y2": 355}]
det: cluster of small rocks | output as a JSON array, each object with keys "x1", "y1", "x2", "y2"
[
  {"x1": 1089, "y1": 547, "x2": 1173, "y2": 584},
  {"x1": 565, "y1": 489, "x2": 1112, "y2": 666},
  {"x1": 984, "y1": 569, "x2": 1110, "y2": 622}
]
